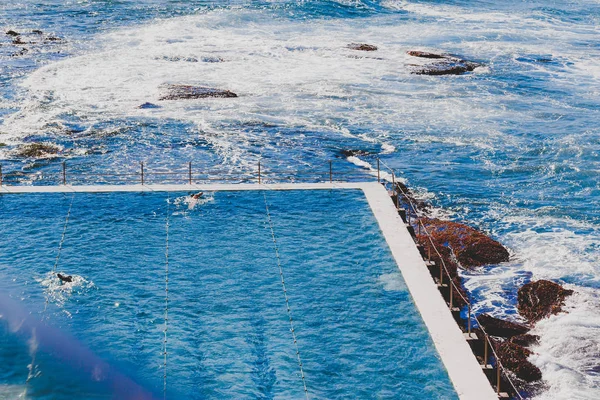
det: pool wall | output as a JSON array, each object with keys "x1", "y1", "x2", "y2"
[{"x1": 0, "y1": 181, "x2": 496, "y2": 399}]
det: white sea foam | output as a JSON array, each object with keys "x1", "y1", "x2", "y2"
[{"x1": 378, "y1": 272, "x2": 408, "y2": 292}]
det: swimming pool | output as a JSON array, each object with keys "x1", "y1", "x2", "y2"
[{"x1": 0, "y1": 189, "x2": 457, "y2": 399}]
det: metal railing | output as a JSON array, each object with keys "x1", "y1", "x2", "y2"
[
  {"x1": 0, "y1": 159, "x2": 381, "y2": 187},
  {"x1": 379, "y1": 159, "x2": 524, "y2": 399}
]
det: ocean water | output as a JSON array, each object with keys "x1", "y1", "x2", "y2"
[
  {"x1": 0, "y1": 0, "x2": 599, "y2": 398},
  {"x1": 0, "y1": 190, "x2": 457, "y2": 399}
]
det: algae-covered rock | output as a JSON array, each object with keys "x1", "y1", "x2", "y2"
[
  {"x1": 494, "y1": 341, "x2": 542, "y2": 382},
  {"x1": 348, "y1": 43, "x2": 378, "y2": 51},
  {"x1": 159, "y1": 84, "x2": 237, "y2": 100},
  {"x1": 418, "y1": 217, "x2": 510, "y2": 268},
  {"x1": 15, "y1": 143, "x2": 61, "y2": 158},
  {"x1": 517, "y1": 280, "x2": 574, "y2": 323},
  {"x1": 477, "y1": 313, "x2": 529, "y2": 338}
]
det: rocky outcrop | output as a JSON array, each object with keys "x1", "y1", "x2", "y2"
[
  {"x1": 15, "y1": 143, "x2": 61, "y2": 158},
  {"x1": 517, "y1": 280, "x2": 574, "y2": 323},
  {"x1": 339, "y1": 149, "x2": 373, "y2": 158},
  {"x1": 477, "y1": 313, "x2": 529, "y2": 338},
  {"x1": 417, "y1": 217, "x2": 509, "y2": 268},
  {"x1": 407, "y1": 50, "x2": 447, "y2": 59},
  {"x1": 494, "y1": 341, "x2": 543, "y2": 382},
  {"x1": 407, "y1": 50, "x2": 481, "y2": 75},
  {"x1": 348, "y1": 43, "x2": 378, "y2": 51},
  {"x1": 509, "y1": 334, "x2": 540, "y2": 347},
  {"x1": 6, "y1": 30, "x2": 20, "y2": 37},
  {"x1": 159, "y1": 84, "x2": 238, "y2": 100}
]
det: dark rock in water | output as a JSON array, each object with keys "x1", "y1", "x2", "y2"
[
  {"x1": 32, "y1": 29, "x2": 43, "y2": 35},
  {"x1": 407, "y1": 50, "x2": 448, "y2": 59},
  {"x1": 339, "y1": 149, "x2": 373, "y2": 158},
  {"x1": 6, "y1": 30, "x2": 20, "y2": 37},
  {"x1": 494, "y1": 341, "x2": 542, "y2": 382},
  {"x1": 517, "y1": 280, "x2": 574, "y2": 323},
  {"x1": 417, "y1": 217, "x2": 510, "y2": 268},
  {"x1": 57, "y1": 273, "x2": 73, "y2": 283},
  {"x1": 413, "y1": 61, "x2": 479, "y2": 76},
  {"x1": 407, "y1": 50, "x2": 481, "y2": 75},
  {"x1": 477, "y1": 313, "x2": 529, "y2": 338},
  {"x1": 201, "y1": 56, "x2": 224, "y2": 63},
  {"x1": 510, "y1": 334, "x2": 540, "y2": 347},
  {"x1": 45, "y1": 36, "x2": 62, "y2": 42},
  {"x1": 15, "y1": 143, "x2": 61, "y2": 158},
  {"x1": 348, "y1": 43, "x2": 378, "y2": 51},
  {"x1": 137, "y1": 102, "x2": 161, "y2": 109},
  {"x1": 159, "y1": 84, "x2": 238, "y2": 101},
  {"x1": 12, "y1": 37, "x2": 27, "y2": 45},
  {"x1": 11, "y1": 48, "x2": 28, "y2": 57}
]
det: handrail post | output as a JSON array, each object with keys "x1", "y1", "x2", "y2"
[
  {"x1": 141, "y1": 162, "x2": 144, "y2": 185},
  {"x1": 439, "y1": 260, "x2": 444, "y2": 285},
  {"x1": 258, "y1": 161, "x2": 261, "y2": 184},
  {"x1": 62, "y1": 161, "x2": 66, "y2": 185},
  {"x1": 468, "y1": 304, "x2": 472, "y2": 335},
  {"x1": 188, "y1": 162, "x2": 192, "y2": 185},
  {"x1": 497, "y1": 363, "x2": 501, "y2": 394},
  {"x1": 0, "y1": 164, "x2": 3, "y2": 186},
  {"x1": 449, "y1": 280, "x2": 454, "y2": 309},
  {"x1": 329, "y1": 160, "x2": 332, "y2": 183},
  {"x1": 484, "y1": 335, "x2": 489, "y2": 366},
  {"x1": 377, "y1": 158, "x2": 380, "y2": 183}
]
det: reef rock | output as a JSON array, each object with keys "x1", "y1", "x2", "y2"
[
  {"x1": 407, "y1": 50, "x2": 447, "y2": 59},
  {"x1": 15, "y1": 143, "x2": 61, "y2": 158},
  {"x1": 407, "y1": 50, "x2": 481, "y2": 75},
  {"x1": 339, "y1": 149, "x2": 373, "y2": 158},
  {"x1": 509, "y1": 334, "x2": 540, "y2": 347},
  {"x1": 517, "y1": 280, "x2": 574, "y2": 323},
  {"x1": 417, "y1": 218, "x2": 510, "y2": 268},
  {"x1": 6, "y1": 30, "x2": 20, "y2": 37},
  {"x1": 159, "y1": 84, "x2": 238, "y2": 100},
  {"x1": 494, "y1": 341, "x2": 542, "y2": 382},
  {"x1": 477, "y1": 313, "x2": 529, "y2": 338},
  {"x1": 348, "y1": 43, "x2": 378, "y2": 51}
]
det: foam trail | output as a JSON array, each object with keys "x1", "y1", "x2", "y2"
[{"x1": 0, "y1": 293, "x2": 158, "y2": 400}]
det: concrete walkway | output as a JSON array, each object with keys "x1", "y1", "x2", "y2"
[{"x1": 0, "y1": 182, "x2": 496, "y2": 399}]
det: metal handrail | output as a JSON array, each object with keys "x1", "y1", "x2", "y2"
[{"x1": 378, "y1": 159, "x2": 524, "y2": 400}]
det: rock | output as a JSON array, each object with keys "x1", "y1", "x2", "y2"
[
  {"x1": 417, "y1": 217, "x2": 510, "y2": 268},
  {"x1": 339, "y1": 149, "x2": 373, "y2": 158},
  {"x1": 6, "y1": 30, "x2": 20, "y2": 37},
  {"x1": 510, "y1": 334, "x2": 540, "y2": 347},
  {"x1": 57, "y1": 273, "x2": 73, "y2": 283},
  {"x1": 477, "y1": 313, "x2": 529, "y2": 338},
  {"x1": 12, "y1": 37, "x2": 27, "y2": 45},
  {"x1": 15, "y1": 143, "x2": 61, "y2": 158},
  {"x1": 413, "y1": 61, "x2": 479, "y2": 76},
  {"x1": 32, "y1": 29, "x2": 43, "y2": 35},
  {"x1": 494, "y1": 340, "x2": 542, "y2": 382},
  {"x1": 11, "y1": 48, "x2": 28, "y2": 57},
  {"x1": 137, "y1": 102, "x2": 161, "y2": 109},
  {"x1": 348, "y1": 43, "x2": 378, "y2": 51},
  {"x1": 159, "y1": 84, "x2": 238, "y2": 101},
  {"x1": 407, "y1": 50, "x2": 448, "y2": 59},
  {"x1": 45, "y1": 36, "x2": 62, "y2": 42},
  {"x1": 517, "y1": 280, "x2": 574, "y2": 323},
  {"x1": 201, "y1": 56, "x2": 224, "y2": 63}
]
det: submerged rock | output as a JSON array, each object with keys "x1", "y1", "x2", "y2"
[
  {"x1": 418, "y1": 217, "x2": 510, "y2": 268},
  {"x1": 6, "y1": 30, "x2": 20, "y2": 37},
  {"x1": 15, "y1": 143, "x2": 61, "y2": 158},
  {"x1": 477, "y1": 313, "x2": 529, "y2": 338},
  {"x1": 348, "y1": 43, "x2": 378, "y2": 51},
  {"x1": 137, "y1": 102, "x2": 161, "y2": 109},
  {"x1": 32, "y1": 29, "x2": 43, "y2": 35},
  {"x1": 494, "y1": 340, "x2": 542, "y2": 382},
  {"x1": 159, "y1": 84, "x2": 238, "y2": 100},
  {"x1": 517, "y1": 280, "x2": 574, "y2": 323}
]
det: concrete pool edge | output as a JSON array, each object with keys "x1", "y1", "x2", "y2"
[{"x1": 0, "y1": 182, "x2": 496, "y2": 399}]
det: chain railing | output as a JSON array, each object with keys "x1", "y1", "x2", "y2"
[{"x1": 379, "y1": 159, "x2": 524, "y2": 400}]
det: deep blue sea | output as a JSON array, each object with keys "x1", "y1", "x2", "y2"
[{"x1": 1, "y1": 1, "x2": 599, "y2": 398}]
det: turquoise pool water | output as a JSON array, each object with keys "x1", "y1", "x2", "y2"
[{"x1": 0, "y1": 190, "x2": 457, "y2": 399}]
